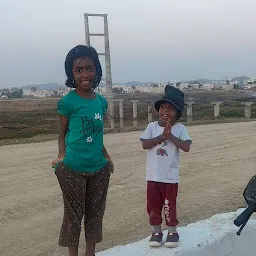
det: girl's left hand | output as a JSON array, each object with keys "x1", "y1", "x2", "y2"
[{"x1": 107, "y1": 157, "x2": 114, "y2": 173}]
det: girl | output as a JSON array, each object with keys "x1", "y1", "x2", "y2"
[{"x1": 52, "y1": 45, "x2": 114, "y2": 256}]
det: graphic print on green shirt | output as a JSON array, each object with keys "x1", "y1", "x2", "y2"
[{"x1": 57, "y1": 90, "x2": 108, "y2": 172}]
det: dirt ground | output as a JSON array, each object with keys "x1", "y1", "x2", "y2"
[{"x1": 1, "y1": 121, "x2": 256, "y2": 256}]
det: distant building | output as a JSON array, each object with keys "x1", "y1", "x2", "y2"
[
  {"x1": 202, "y1": 84, "x2": 214, "y2": 90},
  {"x1": 22, "y1": 88, "x2": 70, "y2": 98},
  {"x1": 178, "y1": 83, "x2": 189, "y2": 90},
  {"x1": 237, "y1": 80, "x2": 244, "y2": 89}
]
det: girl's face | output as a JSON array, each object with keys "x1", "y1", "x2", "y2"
[
  {"x1": 159, "y1": 102, "x2": 177, "y2": 125},
  {"x1": 72, "y1": 57, "x2": 96, "y2": 91}
]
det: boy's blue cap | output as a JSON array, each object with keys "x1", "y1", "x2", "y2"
[{"x1": 154, "y1": 85, "x2": 185, "y2": 119}]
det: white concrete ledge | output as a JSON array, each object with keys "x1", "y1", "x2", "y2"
[{"x1": 97, "y1": 209, "x2": 256, "y2": 256}]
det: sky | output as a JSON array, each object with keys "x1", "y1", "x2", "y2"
[{"x1": 0, "y1": 0, "x2": 255, "y2": 88}]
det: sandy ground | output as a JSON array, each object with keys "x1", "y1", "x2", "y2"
[{"x1": 1, "y1": 121, "x2": 256, "y2": 256}]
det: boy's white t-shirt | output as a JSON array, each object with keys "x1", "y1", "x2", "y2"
[{"x1": 140, "y1": 121, "x2": 191, "y2": 184}]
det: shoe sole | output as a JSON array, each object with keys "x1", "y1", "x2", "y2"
[
  {"x1": 165, "y1": 241, "x2": 179, "y2": 248},
  {"x1": 149, "y1": 241, "x2": 162, "y2": 247}
]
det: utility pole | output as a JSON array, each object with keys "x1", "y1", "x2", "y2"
[{"x1": 84, "y1": 13, "x2": 115, "y2": 128}]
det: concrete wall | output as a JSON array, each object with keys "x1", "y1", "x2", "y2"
[{"x1": 97, "y1": 209, "x2": 256, "y2": 256}]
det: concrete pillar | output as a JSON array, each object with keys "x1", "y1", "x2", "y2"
[
  {"x1": 241, "y1": 102, "x2": 254, "y2": 119},
  {"x1": 145, "y1": 100, "x2": 153, "y2": 123},
  {"x1": 84, "y1": 15, "x2": 90, "y2": 46},
  {"x1": 103, "y1": 14, "x2": 113, "y2": 99},
  {"x1": 130, "y1": 100, "x2": 139, "y2": 127},
  {"x1": 33, "y1": 100, "x2": 36, "y2": 110},
  {"x1": 118, "y1": 99, "x2": 124, "y2": 129},
  {"x1": 108, "y1": 100, "x2": 115, "y2": 129},
  {"x1": 186, "y1": 102, "x2": 194, "y2": 122},
  {"x1": 211, "y1": 101, "x2": 223, "y2": 117}
]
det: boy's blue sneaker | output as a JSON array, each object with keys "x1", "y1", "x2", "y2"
[
  {"x1": 165, "y1": 232, "x2": 179, "y2": 248},
  {"x1": 149, "y1": 232, "x2": 163, "y2": 247}
]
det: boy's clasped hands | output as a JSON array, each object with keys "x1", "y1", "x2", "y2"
[{"x1": 161, "y1": 118, "x2": 172, "y2": 140}]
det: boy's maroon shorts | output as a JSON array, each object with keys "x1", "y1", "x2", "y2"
[{"x1": 147, "y1": 181, "x2": 179, "y2": 227}]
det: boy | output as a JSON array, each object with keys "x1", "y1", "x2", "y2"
[{"x1": 140, "y1": 85, "x2": 192, "y2": 248}]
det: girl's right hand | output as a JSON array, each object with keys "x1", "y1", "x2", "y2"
[{"x1": 52, "y1": 157, "x2": 64, "y2": 168}]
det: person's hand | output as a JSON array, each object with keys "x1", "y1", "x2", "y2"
[
  {"x1": 107, "y1": 157, "x2": 114, "y2": 173},
  {"x1": 52, "y1": 157, "x2": 64, "y2": 168},
  {"x1": 162, "y1": 119, "x2": 171, "y2": 139}
]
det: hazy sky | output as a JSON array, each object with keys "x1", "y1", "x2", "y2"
[{"x1": 0, "y1": 0, "x2": 255, "y2": 87}]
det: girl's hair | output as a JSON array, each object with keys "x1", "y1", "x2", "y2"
[{"x1": 64, "y1": 45, "x2": 102, "y2": 89}]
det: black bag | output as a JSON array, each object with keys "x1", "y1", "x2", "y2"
[{"x1": 234, "y1": 175, "x2": 256, "y2": 235}]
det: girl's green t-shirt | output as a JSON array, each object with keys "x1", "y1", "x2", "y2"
[{"x1": 57, "y1": 90, "x2": 108, "y2": 172}]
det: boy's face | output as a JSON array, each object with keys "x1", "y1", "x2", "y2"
[
  {"x1": 72, "y1": 57, "x2": 96, "y2": 91},
  {"x1": 159, "y1": 102, "x2": 177, "y2": 124}
]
